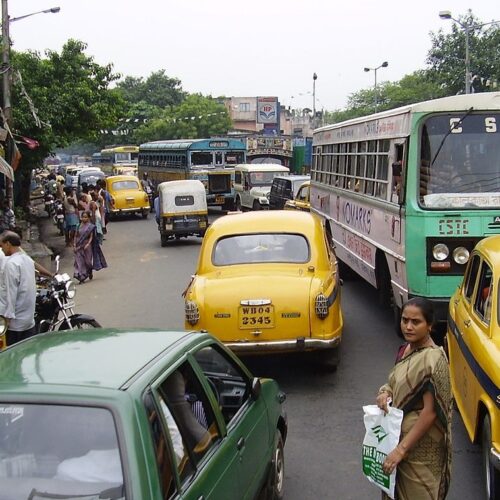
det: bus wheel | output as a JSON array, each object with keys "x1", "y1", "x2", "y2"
[{"x1": 377, "y1": 257, "x2": 392, "y2": 309}]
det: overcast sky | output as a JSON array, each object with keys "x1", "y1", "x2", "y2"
[{"x1": 9, "y1": 0, "x2": 499, "y2": 111}]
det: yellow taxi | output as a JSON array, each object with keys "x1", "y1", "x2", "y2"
[
  {"x1": 105, "y1": 175, "x2": 150, "y2": 219},
  {"x1": 447, "y1": 235, "x2": 500, "y2": 499},
  {"x1": 183, "y1": 210, "x2": 343, "y2": 368},
  {"x1": 284, "y1": 180, "x2": 310, "y2": 212}
]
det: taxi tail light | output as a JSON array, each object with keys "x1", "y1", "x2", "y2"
[
  {"x1": 144, "y1": 193, "x2": 149, "y2": 202},
  {"x1": 185, "y1": 301, "x2": 200, "y2": 325},
  {"x1": 315, "y1": 293, "x2": 329, "y2": 319}
]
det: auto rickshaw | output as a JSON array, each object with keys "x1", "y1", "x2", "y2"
[{"x1": 157, "y1": 180, "x2": 209, "y2": 247}]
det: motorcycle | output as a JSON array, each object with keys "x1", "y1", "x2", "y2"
[
  {"x1": 43, "y1": 192, "x2": 55, "y2": 218},
  {"x1": 52, "y1": 199, "x2": 65, "y2": 236},
  {"x1": 144, "y1": 184, "x2": 154, "y2": 212},
  {"x1": 36, "y1": 256, "x2": 101, "y2": 333}
]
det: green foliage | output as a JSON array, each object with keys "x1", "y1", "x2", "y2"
[
  {"x1": 427, "y1": 10, "x2": 500, "y2": 95},
  {"x1": 116, "y1": 70, "x2": 186, "y2": 109},
  {"x1": 6, "y1": 39, "x2": 124, "y2": 206},
  {"x1": 134, "y1": 94, "x2": 232, "y2": 143}
]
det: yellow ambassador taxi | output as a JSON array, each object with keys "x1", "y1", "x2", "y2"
[
  {"x1": 284, "y1": 180, "x2": 310, "y2": 212},
  {"x1": 447, "y1": 235, "x2": 500, "y2": 499},
  {"x1": 183, "y1": 210, "x2": 343, "y2": 368},
  {"x1": 106, "y1": 175, "x2": 150, "y2": 219}
]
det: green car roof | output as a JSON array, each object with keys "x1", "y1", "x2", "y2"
[{"x1": 0, "y1": 329, "x2": 197, "y2": 389}]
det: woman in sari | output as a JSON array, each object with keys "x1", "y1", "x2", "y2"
[
  {"x1": 376, "y1": 297, "x2": 452, "y2": 500},
  {"x1": 74, "y1": 211, "x2": 108, "y2": 283}
]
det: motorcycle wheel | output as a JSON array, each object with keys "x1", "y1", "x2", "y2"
[{"x1": 58, "y1": 319, "x2": 101, "y2": 330}]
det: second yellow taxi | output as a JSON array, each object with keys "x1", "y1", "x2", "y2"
[
  {"x1": 447, "y1": 234, "x2": 500, "y2": 499},
  {"x1": 105, "y1": 175, "x2": 150, "y2": 219},
  {"x1": 183, "y1": 211, "x2": 343, "y2": 368}
]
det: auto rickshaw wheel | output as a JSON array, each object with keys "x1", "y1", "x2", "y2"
[{"x1": 160, "y1": 234, "x2": 168, "y2": 247}]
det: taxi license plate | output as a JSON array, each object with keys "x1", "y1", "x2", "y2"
[
  {"x1": 215, "y1": 196, "x2": 225, "y2": 204},
  {"x1": 239, "y1": 305, "x2": 274, "y2": 329}
]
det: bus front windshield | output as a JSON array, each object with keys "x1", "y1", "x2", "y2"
[{"x1": 420, "y1": 113, "x2": 500, "y2": 209}]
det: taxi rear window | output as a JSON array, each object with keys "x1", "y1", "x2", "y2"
[
  {"x1": 112, "y1": 180, "x2": 139, "y2": 190},
  {"x1": 0, "y1": 403, "x2": 125, "y2": 497},
  {"x1": 213, "y1": 233, "x2": 310, "y2": 265}
]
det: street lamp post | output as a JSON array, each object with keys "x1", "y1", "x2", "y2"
[
  {"x1": 439, "y1": 10, "x2": 500, "y2": 94},
  {"x1": 1, "y1": 2, "x2": 60, "y2": 200},
  {"x1": 312, "y1": 72, "x2": 317, "y2": 129},
  {"x1": 364, "y1": 61, "x2": 388, "y2": 111}
]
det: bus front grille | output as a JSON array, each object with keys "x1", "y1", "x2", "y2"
[{"x1": 208, "y1": 174, "x2": 231, "y2": 194}]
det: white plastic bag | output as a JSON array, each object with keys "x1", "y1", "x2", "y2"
[{"x1": 362, "y1": 404, "x2": 404, "y2": 499}]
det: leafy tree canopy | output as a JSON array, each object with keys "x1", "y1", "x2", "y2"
[
  {"x1": 6, "y1": 39, "x2": 124, "y2": 205},
  {"x1": 133, "y1": 94, "x2": 232, "y2": 143}
]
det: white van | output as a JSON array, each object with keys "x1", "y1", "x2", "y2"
[{"x1": 233, "y1": 164, "x2": 290, "y2": 211}]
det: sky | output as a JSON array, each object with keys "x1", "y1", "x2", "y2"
[{"x1": 8, "y1": 0, "x2": 500, "y2": 111}]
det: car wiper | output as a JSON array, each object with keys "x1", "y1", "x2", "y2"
[{"x1": 431, "y1": 107, "x2": 474, "y2": 166}]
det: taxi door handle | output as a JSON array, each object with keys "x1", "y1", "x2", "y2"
[
  {"x1": 464, "y1": 319, "x2": 471, "y2": 327},
  {"x1": 237, "y1": 437, "x2": 245, "y2": 450}
]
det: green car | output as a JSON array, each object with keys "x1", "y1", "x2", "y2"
[{"x1": 0, "y1": 329, "x2": 287, "y2": 499}]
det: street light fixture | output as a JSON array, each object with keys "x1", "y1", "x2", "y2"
[
  {"x1": 439, "y1": 10, "x2": 500, "y2": 94},
  {"x1": 1, "y1": 2, "x2": 60, "y2": 200},
  {"x1": 364, "y1": 61, "x2": 388, "y2": 111},
  {"x1": 312, "y1": 72, "x2": 317, "y2": 129}
]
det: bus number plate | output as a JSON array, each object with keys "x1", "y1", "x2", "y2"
[
  {"x1": 215, "y1": 196, "x2": 225, "y2": 204},
  {"x1": 239, "y1": 305, "x2": 274, "y2": 329}
]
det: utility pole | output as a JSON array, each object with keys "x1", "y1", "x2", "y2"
[
  {"x1": 1, "y1": 0, "x2": 13, "y2": 201},
  {"x1": 312, "y1": 72, "x2": 317, "y2": 129}
]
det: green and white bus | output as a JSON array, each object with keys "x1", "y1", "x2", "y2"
[{"x1": 311, "y1": 92, "x2": 500, "y2": 328}]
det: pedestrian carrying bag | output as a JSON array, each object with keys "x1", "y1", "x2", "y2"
[{"x1": 362, "y1": 404, "x2": 404, "y2": 499}]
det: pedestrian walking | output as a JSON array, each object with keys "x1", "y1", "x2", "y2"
[
  {"x1": 0, "y1": 231, "x2": 36, "y2": 346},
  {"x1": 63, "y1": 187, "x2": 79, "y2": 247},
  {"x1": 73, "y1": 211, "x2": 107, "y2": 284},
  {"x1": 376, "y1": 297, "x2": 452, "y2": 500}
]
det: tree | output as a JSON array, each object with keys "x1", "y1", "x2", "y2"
[
  {"x1": 134, "y1": 94, "x2": 232, "y2": 143},
  {"x1": 323, "y1": 71, "x2": 443, "y2": 125},
  {"x1": 427, "y1": 10, "x2": 500, "y2": 95},
  {"x1": 6, "y1": 40, "x2": 124, "y2": 206},
  {"x1": 116, "y1": 70, "x2": 186, "y2": 109}
]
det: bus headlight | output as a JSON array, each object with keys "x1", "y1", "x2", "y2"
[
  {"x1": 432, "y1": 243, "x2": 449, "y2": 261},
  {"x1": 453, "y1": 247, "x2": 470, "y2": 265}
]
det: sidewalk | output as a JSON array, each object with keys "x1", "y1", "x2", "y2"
[{"x1": 24, "y1": 201, "x2": 68, "y2": 271}]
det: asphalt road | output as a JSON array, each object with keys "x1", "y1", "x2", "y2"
[{"x1": 38, "y1": 210, "x2": 483, "y2": 499}]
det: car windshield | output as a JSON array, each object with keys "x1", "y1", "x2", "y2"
[
  {"x1": 213, "y1": 233, "x2": 310, "y2": 265},
  {"x1": 0, "y1": 403, "x2": 125, "y2": 499},
  {"x1": 419, "y1": 113, "x2": 500, "y2": 209},
  {"x1": 249, "y1": 171, "x2": 286, "y2": 186},
  {"x1": 112, "y1": 180, "x2": 140, "y2": 190}
]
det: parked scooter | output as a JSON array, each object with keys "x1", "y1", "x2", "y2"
[
  {"x1": 52, "y1": 199, "x2": 65, "y2": 236},
  {"x1": 35, "y1": 256, "x2": 101, "y2": 333},
  {"x1": 43, "y1": 192, "x2": 55, "y2": 217}
]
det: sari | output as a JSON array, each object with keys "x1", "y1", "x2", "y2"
[
  {"x1": 381, "y1": 346, "x2": 452, "y2": 500},
  {"x1": 74, "y1": 222, "x2": 107, "y2": 282},
  {"x1": 74, "y1": 221, "x2": 94, "y2": 282}
]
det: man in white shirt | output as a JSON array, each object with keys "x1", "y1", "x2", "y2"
[{"x1": 0, "y1": 231, "x2": 37, "y2": 345}]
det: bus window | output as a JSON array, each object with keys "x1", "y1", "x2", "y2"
[
  {"x1": 191, "y1": 152, "x2": 212, "y2": 166},
  {"x1": 215, "y1": 152, "x2": 223, "y2": 166}
]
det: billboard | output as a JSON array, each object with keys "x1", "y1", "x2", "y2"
[{"x1": 257, "y1": 97, "x2": 279, "y2": 124}]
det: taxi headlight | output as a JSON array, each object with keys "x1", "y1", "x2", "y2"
[
  {"x1": 65, "y1": 280, "x2": 76, "y2": 299},
  {"x1": 185, "y1": 301, "x2": 200, "y2": 326},
  {"x1": 453, "y1": 247, "x2": 470, "y2": 265},
  {"x1": 432, "y1": 243, "x2": 449, "y2": 261}
]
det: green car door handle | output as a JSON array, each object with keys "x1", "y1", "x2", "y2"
[{"x1": 237, "y1": 437, "x2": 245, "y2": 450}]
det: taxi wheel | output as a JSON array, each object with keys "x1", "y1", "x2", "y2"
[
  {"x1": 142, "y1": 210, "x2": 148, "y2": 219},
  {"x1": 313, "y1": 347, "x2": 340, "y2": 372},
  {"x1": 482, "y1": 414, "x2": 500, "y2": 499}
]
